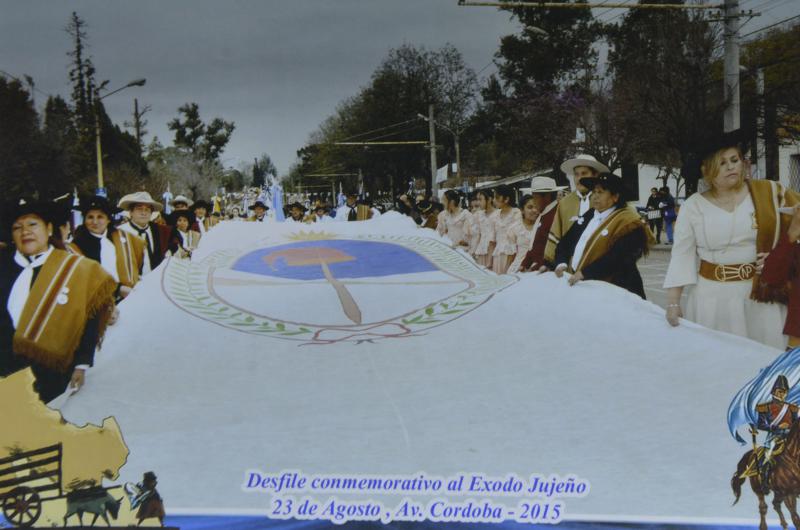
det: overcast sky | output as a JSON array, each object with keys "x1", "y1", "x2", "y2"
[{"x1": 1, "y1": 0, "x2": 796, "y2": 176}]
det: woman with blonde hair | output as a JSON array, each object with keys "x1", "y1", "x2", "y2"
[{"x1": 663, "y1": 130, "x2": 799, "y2": 349}]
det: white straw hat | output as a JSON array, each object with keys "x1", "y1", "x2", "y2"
[
  {"x1": 117, "y1": 191, "x2": 164, "y2": 212},
  {"x1": 559, "y1": 154, "x2": 609, "y2": 175}
]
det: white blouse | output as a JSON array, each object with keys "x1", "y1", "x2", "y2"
[
  {"x1": 492, "y1": 208, "x2": 523, "y2": 256},
  {"x1": 437, "y1": 209, "x2": 473, "y2": 247},
  {"x1": 664, "y1": 193, "x2": 758, "y2": 288},
  {"x1": 507, "y1": 220, "x2": 537, "y2": 273}
]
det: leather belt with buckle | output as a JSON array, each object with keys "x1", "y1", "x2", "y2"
[{"x1": 699, "y1": 259, "x2": 756, "y2": 282}]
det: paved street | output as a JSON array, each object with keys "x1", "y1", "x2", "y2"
[{"x1": 639, "y1": 245, "x2": 687, "y2": 310}]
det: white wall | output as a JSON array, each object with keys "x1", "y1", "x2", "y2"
[{"x1": 633, "y1": 140, "x2": 800, "y2": 208}]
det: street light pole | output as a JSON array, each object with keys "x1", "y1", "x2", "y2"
[
  {"x1": 428, "y1": 104, "x2": 438, "y2": 199},
  {"x1": 418, "y1": 110, "x2": 462, "y2": 192},
  {"x1": 94, "y1": 78, "x2": 146, "y2": 197}
]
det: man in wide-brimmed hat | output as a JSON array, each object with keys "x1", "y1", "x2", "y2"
[
  {"x1": 545, "y1": 154, "x2": 609, "y2": 265},
  {"x1": 520, "y1": 176, "x2": 568, "y2": 271},
  {"x1": 285, "y1": 202, "x2": 308, "y2": 223},
  {"x1": 117, "y1": 191, "x2": 171, "y2": 274},
  {"x1": 247, "y1": 201, "x2": 270, "y2": 222},
  {"x1": 170, "y1": 195, "x2": 193, "y2": 211}
]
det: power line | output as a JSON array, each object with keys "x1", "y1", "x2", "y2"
[
  {"x1": 361, "y1": 125, "x2": 428, "y2": 143},
  {"x1": 741, "y1": 12, "x2": 800, "y2": 38},
  {"x1": 0, "y1": 69, "x2": 51, "y2": 98},
  {"x1": 340, "y1": 118, "x2": 419, "y2": 141}
]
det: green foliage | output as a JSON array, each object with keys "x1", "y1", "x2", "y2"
[
  {"x1": 168, "y1": 103, "x2": 235, "y2": 162},
  {"x1": 606, "y1": 5, "x2": 722, "y2": 193},
  {"x1": 297, "y1": 43, "x2": 478, "y2": 196},
  {"x1": 0, "y1": 78, "x2": 47, "y2": 198},
  {"x1": 466, "y1": 1, "x2": 602, "y2": 179},
  {"x1": 252, "y1": 153, "x2": 277, "y2": 187}
]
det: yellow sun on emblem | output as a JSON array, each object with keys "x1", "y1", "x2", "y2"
[{"x1": 286, "y1": 230, "x2": 338, "y2": 241}]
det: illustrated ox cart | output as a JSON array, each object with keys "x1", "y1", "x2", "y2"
[{"x1": 0, "y1": 443, "x2": 122, "y2": 527}]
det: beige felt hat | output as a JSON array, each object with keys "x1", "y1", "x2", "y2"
[
  {"x1": 529, "y1": 176, "x2": 568, "y2": 193},
  {"x1": 559, "y1": 154, "x2": 609, "y2": 175},
  {"x1": 117, "y1": 191, "x2": 164, "y2": 212},
  {"x1": 170, "y1": 194, "x2": 194, "y2": 207}
]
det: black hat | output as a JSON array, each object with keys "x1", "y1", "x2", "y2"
[
  {"x1": 418, "y1": 200, "x2": 435, "y2": 214},
  {"x1": 287, "y1": 202, "x2": 308, "y2": 212},
  {"x1": 167, "y1": 209, "x2": 196, "y2": 227},
  {"x1": 4, "y1": 199, "x2": 54, "y2": 227},
  {"x1": 80, "y1": 195, "x2": 118, "y2": 219},
  {"x1": 248, "y1": 201, "x2": 270, "y2": 211},
  {"x1": 579, "y1": 172, "x2": 628, "y2": 199},
  {"x1": 772, "y1": 375, "x2": 790, "y2": 394},
  {"x1": 700, "y1": 128, "x2": 750, "y2": 161},
  {"x1": 193, "y1": 199, "x2": 212, "y2": 211},
  {"x1": 143, "y1": 471, "x2": 157, "y2": 482},
  {"x1": 689, "y1": 128, "x2": 751, "y2": 179}
]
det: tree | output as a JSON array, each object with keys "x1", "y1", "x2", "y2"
[
  {"x1": 468, "y1": 1, "x2": 602, "y2": 180},
  {"x1": 606, "y1": 3, "x2": 723, "y2": 194},
  {"x1": 0, "y1": 78, "x2": 47, "y2": 197},
  {"x1": 65, "y1": 11, "x2": 97, "y2": 182},
  {"x1": 168, "y1": 103, "x2": 235, "y2": 162},
  {"x1": 298, "y1": 44, "x2": 479, "y2": 196},
  {"x1": 146, "y1": 144, "x2": 224, "y2": 200},
  {"x1": 740, "y1": 23, "x2": 800, "y2": 180},
  {"x1": 252, "y1": 154, "x2": 277, "y2": 187}
]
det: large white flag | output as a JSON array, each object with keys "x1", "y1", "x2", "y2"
[{"x1": 59, "y1": 213, "x2": 779, "y2": 524}]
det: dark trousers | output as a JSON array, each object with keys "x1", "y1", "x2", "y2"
[
  {"x1": 31, "y1": 364, "x2": 72, "y2": 403},
  {"x1": 648, "y1": 218, "x2": 662, "y2": 243}
]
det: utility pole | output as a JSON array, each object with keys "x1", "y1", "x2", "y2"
[
  {"x1": 454, "y1": 133, "x2": 462, "y2": 185},
  {"x1": 755, "y1": 68, "x2": 766, "y2": 179},
  {"x1": 723, "y1": 0, "x2": 741, "y2": 132},
  {"x1": 428, "y1": 104, "x2": 439, "y2": 198}
]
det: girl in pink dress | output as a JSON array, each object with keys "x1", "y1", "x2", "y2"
[
  {"x1": 507, "y1": 195, "x2": 539, "y2": 274},
  {"x1": 437, "y1": 190, "x2": 473, "y2": 249},
  {"x1": 491, "y1": 185, "x2": 523, "y2": 274},
  {"x1": 467, "y1": 192, "x2": 482, "y2": 256},
  {"x1": 472, "y1": 189, "x2": 496, "y2": 268}
]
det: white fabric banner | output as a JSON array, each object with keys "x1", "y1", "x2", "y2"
[{"x1": 59, "y1": 212, "x2": 778, "y2": 522}]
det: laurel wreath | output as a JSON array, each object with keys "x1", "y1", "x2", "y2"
[{"x1": 163, "y1": 235, "x2": 516, "y2": 341}]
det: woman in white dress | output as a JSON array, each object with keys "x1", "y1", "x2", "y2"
[
  {"x1": 507, "y1": 195, "x2": 539, "y2": 274},
  {"x1": 473, "y1": 189, "x2": 496, "y2": 268},
  {"x1": 491, "y1": 185, "x2": 523, "y2": 274},
  {"x1": 437, "y1": 190, "x2": 473, "y2": 249},
  {"x1": 664, "y1": 131, "x2": 799, "y2": 349}
]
